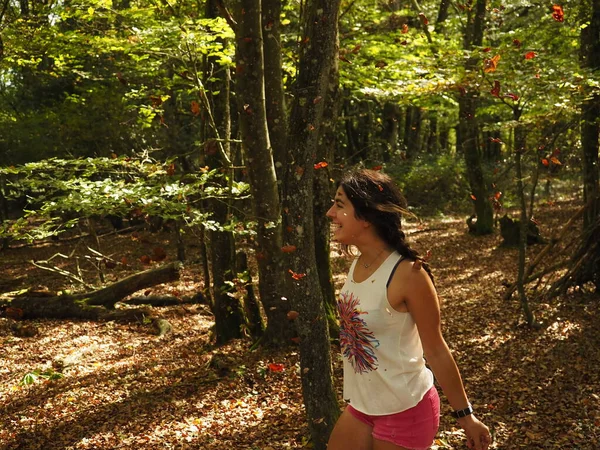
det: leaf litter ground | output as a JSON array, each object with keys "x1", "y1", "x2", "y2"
[{"x1": 0, "y1": 199, "x2": 599, "y2": 449}]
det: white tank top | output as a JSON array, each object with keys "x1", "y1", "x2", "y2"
[{"x1": 337, "y1": 251, "x2": 434, "y2": 415}]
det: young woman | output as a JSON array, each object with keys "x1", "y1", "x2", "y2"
[{"x1": 326, "y1": 169, "x2": 491, "y2": 450}]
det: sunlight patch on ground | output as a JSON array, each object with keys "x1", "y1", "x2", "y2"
[{"x1": 546, "y1": 319, "x2": 580, "y2": 341}]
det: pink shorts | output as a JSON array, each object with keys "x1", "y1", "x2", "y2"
[{"x1": 347, "y1": 386, "x2": 440, "y2": 450}]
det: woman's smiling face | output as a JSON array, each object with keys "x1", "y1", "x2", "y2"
[{"x1": 326, "y1": 186, "x2": 368, "y2": 244}]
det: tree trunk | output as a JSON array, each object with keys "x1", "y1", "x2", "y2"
[
  {"x1": 235, "y1": 0, "x2": 292, "y2": 346},
  {"x1": 262, "y1": 0, "x2": 288, "y2": 183},
  {"x1": 514, "y1": 125, "x2": 536, "y2": 327},
  {"x1": 580, "y1": 0, "x2": 600, "y2": 229},
  {"x1": 206, "y1": 0, "x2": 245, "y2": 345},
  {"x1": 314, "y1": 54, "x2": 341, "y2": 336},
  {"x1": 458, "y1": 0, "x2": 493, "y2": 234},
  {"x1": 283, "y1": 1, "x2": 341, "y2": 447},
  {"x1": 1, "y1": 262, "x2": 182, "y2": 319}
]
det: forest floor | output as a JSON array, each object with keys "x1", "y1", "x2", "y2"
[{"x1": 0, "y1": 198, "x2": 599, "y2": 450}]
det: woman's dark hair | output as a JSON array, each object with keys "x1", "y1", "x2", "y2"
[{"x1": 339, "y1": 169, "x2": 434, "y2": 283}]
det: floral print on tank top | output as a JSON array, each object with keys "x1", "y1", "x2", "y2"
[{"x1": 337, "y1": 291, "x2": 380, "y2": 374}]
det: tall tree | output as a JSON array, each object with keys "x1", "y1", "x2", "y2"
[
  {"x1": 457, "y1": 0, "x2": 494, "y2": 234},
  {"x1": 580, "y1": 0, "x2": 600, "y2": 229},
  {"x1": 283, "y1": 0, "x2": 341, "y2": 447},
  {"x1": 234, "y1": 0, "x2": 292, "y2": 346}
]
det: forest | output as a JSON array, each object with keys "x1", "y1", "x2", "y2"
[{"x1": 0, "y1": 0, "x2": 599, "y2": 449}]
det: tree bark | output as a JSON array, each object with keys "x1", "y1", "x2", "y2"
[
  {"x1": 458, "y1": 0, "x2": 493, "y2": 234},
  {"x1": 0, "y1": 262, "x2": 182, "y2": 319},
  {"x1": 206, "y1": 0, "x2": 245, "y2": 345},
  {"x1": 284, "y1": 0, "x2": 341, "y2": 447},
  {"x1": 580, "y1": 0, "x2": 600, "y2": 229},
  {"x1": 235, "y1": 0, "x2": 292, "y2": 346}
]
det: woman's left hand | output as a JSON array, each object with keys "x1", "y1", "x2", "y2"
[{"x1": 458, "y1": 415, "x2": 491, "y2": 450}]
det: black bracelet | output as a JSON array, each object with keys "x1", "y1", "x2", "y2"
[{"x1": 451, "y1": 403, "x2": 473, "y2": 419}]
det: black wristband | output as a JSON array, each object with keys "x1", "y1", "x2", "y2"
[{"x1": 451, "y1": 403, "x2": 473, "y2": 419}]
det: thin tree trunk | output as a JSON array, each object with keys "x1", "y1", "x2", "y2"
[
  {"x1": 514, "y1": 125, "x2": 536, "y2": 327},
  {"x1": 283, "y1": 0, "x2": 341, "y2": 447},
  {"x1": 235, "y1": 0, "x2": 291, "y2": 346},
  {"x1": 205, "y1": 0, "x2": 245, "y2": 345}
]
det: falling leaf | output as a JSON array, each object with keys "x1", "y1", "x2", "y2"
[
  {"x1": 482, "y1": 47, "x2": 491, "y2": 52},
  {"x1": 140, "y1": 255, "x2": 152, "y2": 265},
  {"x1": 314, "y1": 161, "x2": 328, "y2": 169},
  {"x1": 494, "y1": 191, "x2": 503, "y2": 200},
  {"x1": 375, "y1": 61, "x2": 387, "y2": 69},
  {"x1": 290, "y1": 337, "x2": 301, "y2": 344},
  {"x1": 552, "y1": 5, "x2": 564, "y2": 22},
  {"x1": 525, "y1": 51, "x2": 537, "y2": 60},
  {"x1": 144, "y1": 290, "x2": 151, "y2": 296},
  {"x1": 281, "y1": 245, "x2": 297, "y2": 253},
  {"x1": 167, "y1": 163, "x2": 176, "y2": 176},
  {"x1": 491, "y1": 80, "x2": 501, "y2": 97},
  {"x1": 377, "y1": 185, "x2": 384, "y2": 192},
  {"x1": 490, "y1": 137, "x2": 503, "y2": 144},
  {"x1": 505, "y1": 93, "x2": 519, "y2": 101},
  {"x1": 418, "y1": 13, "x2": 429, "y2": 25},
  {"x1": 339, "y1": 55, "x2": 352, "y2": 64},
  {"x1": 401, "y1": 24, "x2": 409, "y2": 34},
  {"x1": 350, "y1": 44, "x2": 361, "y2": 53},
  {"x1": 288, "y1": 269, "x2": 306, "y2": 280},
  {"x1": 513, "y1": 39, "x2": 522, "y2": 48},
  {"x1": 542, "y1": 158, "x2": 550, "y2": 166},
  {"x1": 191, "y1": 101, "x2": 201, "y2": 116},
  {"x1": 484, "y1": 54, "x2": 501, "y2": 73},
  {"x1": 550, "y1": 156, "x2": 562, "y2": 165},
  {"x1": 105, "y1": 259, "x2": 117, "y2": 269},
  {"x1": 313, "y1": 96, "x2": 323, "y2": 104},
  {"x1": 287, "y1": 311, "x2": 299, "y2": 320},
  {"x1": 371, "y1": 165, "x2": 383, "y2": 171},
  {"x1": 470, "y1": 194, "x2": 477, "y2": 200}
]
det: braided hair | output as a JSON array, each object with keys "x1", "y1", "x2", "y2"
[{"x1": 339, "y1": 169, "x2": 434, "y2": 284}]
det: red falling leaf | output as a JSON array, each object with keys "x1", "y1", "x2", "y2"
[
  {"x1": 140, "y1": 255, "x2": 152, "y2": 265},
  {"x1": 243, "y1": 37, "x2": 253, "y2": 43},
  {"x1": 550, "y1": 156, "x2": 562, "y2": 165},
  {"x1": 116, "y1": 72, "x2": 128, "y2": 85},
  {"x1": 552, "y1": 5, "x2": 564, "y2": 22},
  {"x1": 296, "y1": 166, "x2": 305, "y2": 176},
  {"x1": 256, "y1": 252, "x2": 266, "y2": 260},
  {"x1": 150, "y1": 95, "x2": 162, "y2": 108},
  {"x1": 401, "y1": 24, "x2": 409, "y2": 34},
  {"x1": 490, "y1": 137, "x2": 504, "y2": 144},
  {"x1": 470, "y1": 194, "x2": 477, "y2": 200},
  {"x1": 339, "y1": 55, "x2": 352, "y2": 64},
  {"x1": 494, "y1": 191, "x2": 503, "y2": 200},
  {"x1": 314, "y1": 161, "x2": 328, "y2": 169},
  {"x1": 286, "y1": 226, "x2": 294, "y2": 233},
  {"x1": 525, "y1": 51, "x2": 537, "y2": 60},
  {"x1": 288, "y1": 269, "x2": 306, "y2": 280},
  {"x1": 301, "y1": 37, "x2": 310, "y2": 45},
  {"x1": 121, "y1": 256, "x2": 128, "y2": 266},
  {"x1": 530, "y1": 217, "x2": 541, "y2": 226},
  {"x1": 191, "y1": 101, "x2": 201, "y2": 116},
  {"x1": 307, "y1": 124, "x2": 315, "y2": 131},
  {"x1": 484, "y1": 54, "x2": 501, "y2": 73},
  {"x1": 243, "y1": 104, "x2": 253, "y2": 115},
  {"x1": 482, "y1": 47, "x2": 492, "y2": 52},
  {"x1": 281, "y1": 245, "x2": 297, "y2": 253},
  {"x1": 400, "y1": 40, "x2": 408, "y2": 45},
  {"x1": 377, "y1": 185, "x2": 384, "y2": 192},
  {"x1": 371, "y1": 165, "x2": 383, "y2": 171},
  {"x1": 268, "y1": 363, "x2": 285, "y2": 372},
  {"x1": 541, "y1": 158, "x2": 550, "y2": 166},
  {"x1": 105, "y1": 259, "x2": 117, "y2": 269},
  {"x1": 491, "y1": 80, "x2": 501, "y2": 97},
  {"x1": 418, "y1": 13, "x2": 429, "y2": 25},
  {"x1": 144, "y1": 290, "x2": 151, "y2": 296},
  {"x1": 350, "y1": 44, "x2": 361, "y2": 54},
  {"x1": 167, "y1": 163, "x2": 176, "y2": 176},
  {"x1": 513, "y1": 39, "x2": 522, "y2": 48},
  {"x1": 287, "y1": 311, "x2": 299, "y2": 320},
  {"x1": 375, "y1": 61, "x2": 387, "y2": 69},
  {"x1": 551, "y1": 148, "x2": 561, "y2": 156},
  {"x1": 290, "y1": 337, "x2": 301, "y2": 344},
  {"x1": 505, "y1": 93, "x2": 519, "y2": 101},
  {"x1": 313, "y1": 96, "x2": 323, "y2": 104}
]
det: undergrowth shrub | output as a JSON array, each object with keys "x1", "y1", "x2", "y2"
[{"x1": 388, "y1": 154, "x2": 471, "y2": 215}]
